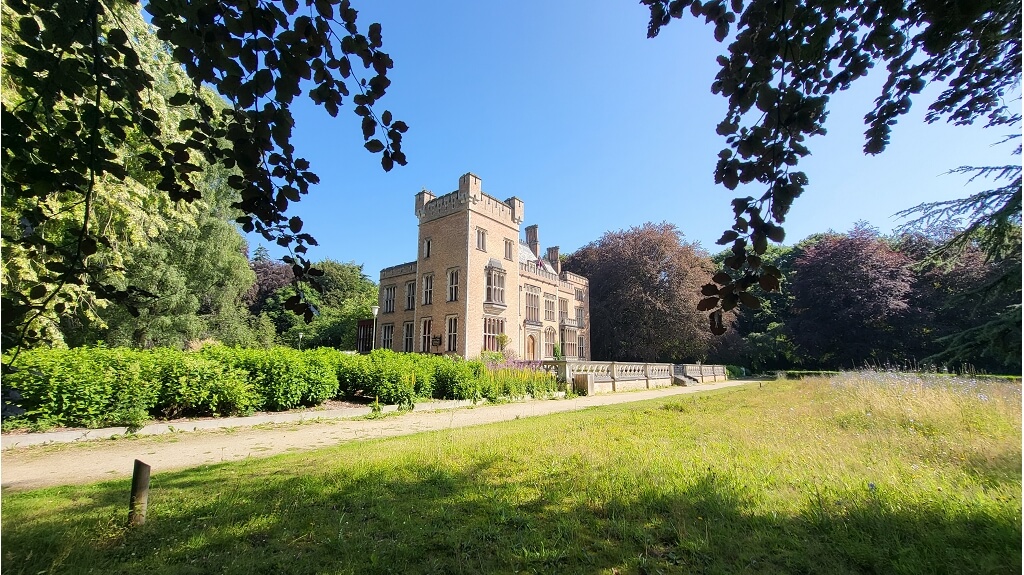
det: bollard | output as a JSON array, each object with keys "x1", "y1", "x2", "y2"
[{"x1": 128, "y1": 459, "x2": 151, "y2": 527}]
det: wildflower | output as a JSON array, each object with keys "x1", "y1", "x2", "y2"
[{"x1": 868, "y1": 482, "x2": 876, "y2": 492}]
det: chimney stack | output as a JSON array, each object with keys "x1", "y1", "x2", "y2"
[
  {"x1": 525, "y1": 225, "x2": 539, "y2": 257},
  {"x1": 546, "y1": 246, "x2": 560, "y2": 273}
]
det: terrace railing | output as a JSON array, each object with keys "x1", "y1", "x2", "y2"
[{"x1": 539, "y1": 360, "x2": 725, "y2": 394}]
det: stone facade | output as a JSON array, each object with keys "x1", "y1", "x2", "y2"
[{"x1": 370, "y1": 173, "x2": 591, "y2": 360}]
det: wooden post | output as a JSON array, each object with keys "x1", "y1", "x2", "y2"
[{"x1": 128, "y1": 459, "x2": 151, "y2": 527}]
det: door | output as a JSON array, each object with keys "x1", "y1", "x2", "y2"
[{"x1": 526, "y1": 335, "x2": 536, "y2": 360}]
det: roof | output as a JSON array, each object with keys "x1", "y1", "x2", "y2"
[{"x1": 518, "y1": 242, "x2": 556, "y2": 274}]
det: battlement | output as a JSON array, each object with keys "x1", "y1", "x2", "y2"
[
  {"x1": 561, "y1": 270, "x2": 588, "y2": 286},
  {"x1": 380, "y1": 261, "x2": 417, "y2": 280},
  {"x1": 416, "y1": 173, "x2": 523, "y2": 226}
]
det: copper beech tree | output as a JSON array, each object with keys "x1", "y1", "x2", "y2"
[
  {"x1": 563, "y1": 222, "x2": 727, "y2": 363},
  {"x1": 643, "y1": 0, "x2": 1021, "y2": 335}
]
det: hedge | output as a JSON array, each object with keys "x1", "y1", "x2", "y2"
[{"x1": 2, "y1": 346, "x2": 560, "y2": 430}]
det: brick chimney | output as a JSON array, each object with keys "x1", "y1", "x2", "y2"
[
  {"x1": 546, "y1": 246, "x2": 560, "y2": 273},
  {"x1": 525, "y1": 224, "x2": 539, "y2": 257}
]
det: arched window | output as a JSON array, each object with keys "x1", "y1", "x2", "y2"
[{"x1": 544, "y1": 327, "x2": 556, "y2": 359}]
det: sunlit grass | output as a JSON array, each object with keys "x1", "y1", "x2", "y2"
[{"x1": 3, "y1": 374, "x2": 1020, "y2": 574}]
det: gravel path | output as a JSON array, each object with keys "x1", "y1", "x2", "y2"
[{"x1": 1, "y1": 381, "x2": 748, "y2": 491}]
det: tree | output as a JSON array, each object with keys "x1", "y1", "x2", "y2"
[
  {"x1": 788, "y1": 224, "x2": 914, "y2": 368},
  {"x1": 894, "y1": 229, "x2": 1021, "y2": 372},
  {"x1": 643, "y1": 0, "x2": 1021, "y2": 334},
  {"x1": 711, "y1": 243, "x2": 799, "y2": 370},
  {"x1": 244, "y1": 249, "x2": 294, "y2": 314},
  {"x1": 2, "y1": 0, "x2": 406, "y2": 357},
  {"x1": 563, "y1": 222, "x2": 723, "y2": 363},
  {"x1": 259, "y1": 258, "x2": 376, "y2": 348}
]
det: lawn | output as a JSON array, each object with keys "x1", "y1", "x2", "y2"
[{"x1": 2, "y1": 373, "x2": 1020, "y2": 574}]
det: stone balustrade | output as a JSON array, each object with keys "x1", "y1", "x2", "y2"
[
  {"x1": 539, "y1": 360, "x2": 726, "y2": 395},
  {"x1": 674, "y1": 364, "x2": 728, "y2": 383}
]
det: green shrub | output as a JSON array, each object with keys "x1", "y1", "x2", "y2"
[
  {"x1": 362, "y1": 349, "x2": 416, "y2": 407},
  {"x1": 151, "y1": 349, "x2": 256, "y2": 418},
  {"x1": 726, "y1": 365, "x2": 746, "y2": 378},
  {"x1": 300, "y1": 348, "x2": 342, "y2": 405},
  {"x1": 202, "y1": 346, "x2": 340, "y2": 411},
  {"x1": 4, "y1": 346, "x2": 564, "y2": 428},
  {"x1": 432, "y1": 356, "x2": 478, "y2": 400},
  {"x1": 781, "y1": 370, "x2": 842, "y2": 379},
  {"x1": 335, "y1": 352, "x2": 370, "y2": 399},
  {"x1": 4, "y1": 347, "x2": 159, "y2": 429}
]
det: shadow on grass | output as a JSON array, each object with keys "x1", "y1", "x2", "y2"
[{"x1": 2, "y1": 454, "x2": 1020, "y2": 575}]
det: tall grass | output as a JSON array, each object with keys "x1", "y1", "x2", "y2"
[{"x1": 2, "y1": 373, "x2": 1019, "y2": 574}]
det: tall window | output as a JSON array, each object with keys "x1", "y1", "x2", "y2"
[
  {"x1": 382, "y1": 324, "x2": 394, "y2": 350},
  {"x1": 575, "y1": 306, "x2": 584, "y2": 326},
  {"x1": 421, "y1": 318, "x2": 432, "y2": 352},
  {"x1": 525, "y1": 286, "x2": 540, "y2": 322},
  {"x1": 446, "y1": 316, "x2": 458, "y2": 352},
  {"x1": 544, "y1": 327, "x2": 556, "y2": 358},
  {"x1": 447, "y1": 269, "x2": 459, "y2": 302},
  {"x1": 483, "y1": 317, "x2": 505, "y2": 352},
  {"x1": 575, "y1": 288, "x2": 584, "y2": 301},
  {"x1": 485, "y1": 268, "x2": 505, "y2": 304},
  {"x1": 405, "y1": 281, "x2": 416, "y2": 310},
  {"x1": 476, "y1": 228, "x2": 487, "y2": 251},
  {"x1": 561, "y1": 327, "x2": 577, "y2": 358},
  {"x1": 504, "y1": 238, "x2": 514, "y2": 260},
  {"x1": 423, "y1": 237, "x2": 431, "y2": 258},
  {"x1": 544, "y1": 294, "x2": 555, "y2": 321},
  {"x1": 382, "y1": 286, "x2": 396, "y2": 313},
  {"x1": 577, "y1": 335, "x2": 585, "y2": 360},
  {"x1": 422, "y1": 274, "x2": 433, "y2": 305},
  {"x1": 559, "y1": 298, "x2": 568, "y2": 322},
  {"x1": 403, "y1": 322, "x2": 414, "y2": 352}
]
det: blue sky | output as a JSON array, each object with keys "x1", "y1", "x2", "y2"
[{"x1": 254, "y1": 0, "x2": 1014, "y2": 280}]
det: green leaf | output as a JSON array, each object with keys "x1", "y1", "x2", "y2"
[
  {"x1": 80, "y1": 236, "x2": 98, "y2": 256},
  {"x1": 254, "y1": 70, "x2": 273, "y2": 97},
  {"x1": 361, "y1": 116, "x2": 375, "y2": 139},
  {"x1": 364, "y1": 139, "x2": 385, "y2": 153},
  {"x1": 314, "y1": 0, "x2": 334, "y2": 20},
  {"x1": 289, "y1": 216, "x2": 303, "y2": 233},
  {"x1": 738, "y1": 291, "x2": 761, "y2": 309},
  {"x1": 752, "y1": 234, "x2": 767, "y2": 254},
  {"x1": 716, "y1": 230, "x2": 739, "y2": 245},
  {"x1": 709, "y1": 310, "x2": 726, "y2": 335},
  {"x1": 765, "y1": 224, "x2": 786, "y2": 243},
  {"x1": 168, "y1": 92, "x2": 190, "y2": 106},
  {"x1": 29, "y1": 284, "x2": 47, "y2": 299},
  {"x1": 758, "y1": 274, "x2": 780, "y2": 291},
  {"x1": 18, "y1": 16, "x2": 39, "y2": 41},
  {"x1": 697, "y1": 297, "x2": 719, "y2": 311},
  {"x1": 368, "y1": 23, "x2": 383, "y2": 48}
]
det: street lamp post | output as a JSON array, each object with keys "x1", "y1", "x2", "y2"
[{"x1": 370, "y1": 305, "x2": 379, "y2": 350}]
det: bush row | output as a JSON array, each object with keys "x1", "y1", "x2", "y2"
[{"x1": 2, "y1": 347, "x2": 559, "y2": 429}]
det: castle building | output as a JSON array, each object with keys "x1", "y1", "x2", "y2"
[{"x1": 364, "y1": 173, "x2": 590, "y2": 360}]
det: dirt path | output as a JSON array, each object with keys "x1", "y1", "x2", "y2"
[{"x1": 1, "y1": 381, "x2": 749, "y2": 491}]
